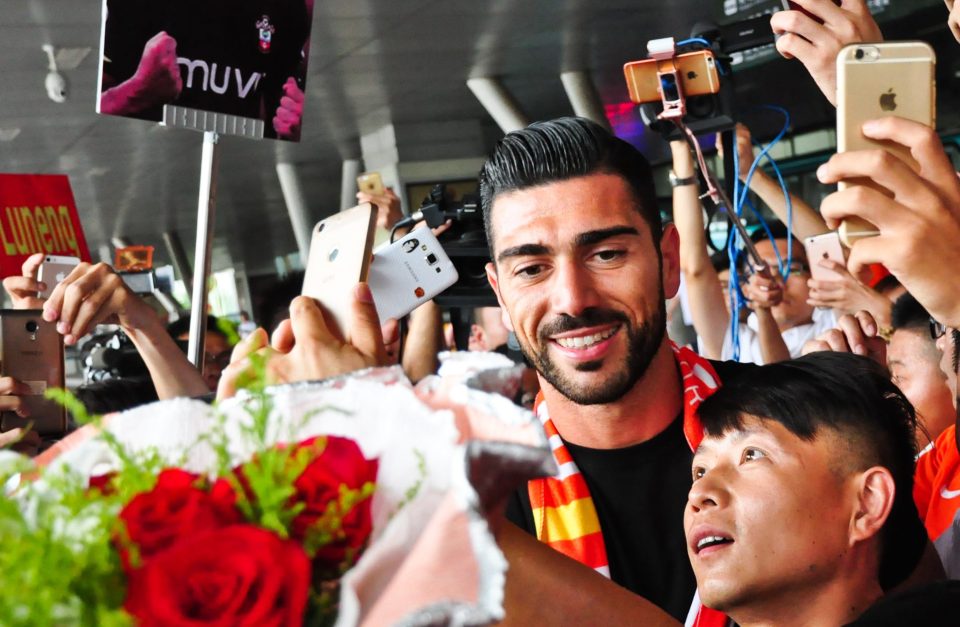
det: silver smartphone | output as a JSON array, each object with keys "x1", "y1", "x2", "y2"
[
  {"x1": 37, "y1": 255, "x2": 80, "y2": 299},
  {"x1": 367, "y1": 229, "x2": 458, "y2": 322}
]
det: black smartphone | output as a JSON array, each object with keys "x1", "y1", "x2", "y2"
[{"x1": 781, "y1": 0, "x2": 842, "y2": 25}]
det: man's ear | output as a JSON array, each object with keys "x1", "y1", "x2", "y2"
[
  {"x1": 849, "y1": 467, "x2": 896, "y2": 546},
  {"x1": 468, "y1": 324, "x2": 486, "y2": 351},
  {"x1": 485, "y1": 261, "x2": 515, "y2": 333},
  {"x1": 660, "y1": 223, "x2": 681, "y2": 300}
]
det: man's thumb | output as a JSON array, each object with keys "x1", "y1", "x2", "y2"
[{"x1": 350, "y1": 283, "x2": 385, "y2": 363}]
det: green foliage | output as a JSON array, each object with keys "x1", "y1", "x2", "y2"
[
  {"x1": 0, "y1": 462, "x2": 132, "y2": 626},
  {"x1": 3, "y1": 352, "x2": 391, "y2": 625},
  {"x1": 215, "y1": 317, "x2": 242, "y2": 347},
  {"x1": 387, "y1": 448, "x2": 426, "y2": 524}
]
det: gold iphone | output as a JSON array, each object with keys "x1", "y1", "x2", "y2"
[
  {"x1": 836, "y1": 41, "x2": 936, "y2": 246},
  {"x1": 301, "y1": 203, "x2": 378, "y2": 340},
  {"x1": 623, "y1": 50, "x2": 721, "y2": 105},
  {"x1": 357, "y1": 172, "x2": 385, "y2": 196}
]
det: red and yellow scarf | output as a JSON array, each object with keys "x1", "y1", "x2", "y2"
[{"x1": 528, "y1": 341, "x2": 727, "y2": 626}]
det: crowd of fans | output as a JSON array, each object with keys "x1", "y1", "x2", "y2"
[{"x1": 4, "y1": 0, "x2": 960, "y2": 624}]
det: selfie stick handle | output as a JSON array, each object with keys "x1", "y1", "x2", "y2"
[
  {"x1": 676, "y1": 117, "x2": 770, "y2": 278},
  {"x1": 186, "y1": 131, "x2": 221, "y2": 369},
  {"x1": 647, "y1": 38, "x2": 769, "y2": 278}
]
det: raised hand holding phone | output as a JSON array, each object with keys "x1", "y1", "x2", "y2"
[
  {"x1": 217, "y1": 287, "x2": 387, "y2": 401},
  {"x1": 770, "y1": 0, "x2": 883, "y2": 105},
  {"x1": 834, "y1": 41, "x2": 936, "y2": 245},
  {"x1": 818, "y1": 117, "x2": 960, "y2": 329}
]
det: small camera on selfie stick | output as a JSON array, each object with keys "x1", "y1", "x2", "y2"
[{"x1": 624, "y1": 37, "x2": 770, "y2": 278}]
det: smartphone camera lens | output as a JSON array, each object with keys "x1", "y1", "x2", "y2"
[
  {"x1": 25, "y1": 321, "x2": 38, "y2": 334},
  {"x1": 426, "y1": 253, "x2": 438, "y2": 266},
  {"x1": 855, "y1": 48, "x2": 864, "y2": 60}
]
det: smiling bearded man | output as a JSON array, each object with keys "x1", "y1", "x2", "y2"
[
  {"x1": 481, "y1": 117, "x2": 746, "y2": 622},
  {"x1": 479, "y1": 118, "x2": 934, "y2": 625}
]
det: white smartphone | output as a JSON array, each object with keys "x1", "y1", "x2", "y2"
[
  {"x1": 803, "y1": 232, "x2": 846, "y2": 282},
  {"x1": 37, "y1": 255, "x2": 80, "y2": 299},
  {"x1": 301, "y1": 204, "x2": 377, "y2": 340},
  {"x1": 367, "y1": 229, "x2": 458, "y2": 322}
]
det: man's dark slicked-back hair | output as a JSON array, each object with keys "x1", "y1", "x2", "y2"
[
  {"x1": 478, "y1": 117, "x2": 662, "y2": 253},
  {"x1": 697, "y1": 352, "x2": 924, "y2": 591}
]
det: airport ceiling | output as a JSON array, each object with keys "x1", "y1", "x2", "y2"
[{"x1": 1, "y1": 1, "x2": 956, "y2": 277}]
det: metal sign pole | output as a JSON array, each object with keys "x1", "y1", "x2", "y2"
[
  {"x1": 161, "y1": 105, "x2": 262, "y2": 370},
  {"x1": 187, "y1": 131, "x2": 221, "y2": 369}
]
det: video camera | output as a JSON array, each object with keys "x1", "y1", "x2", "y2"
[
  {"x1": 410, "y1": 183, "x2": 498, "y2": 308},
  {"x1": 78, "y1": 328, "x2": 149, "y2": 383}
]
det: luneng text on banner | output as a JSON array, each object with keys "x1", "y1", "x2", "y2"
[{"x1": 0, "y1": 174, "x2": 92, "y2": 277}]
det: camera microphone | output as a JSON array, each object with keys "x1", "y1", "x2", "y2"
[{"x1": 392, "y1": 210, "x2": 425, "y2": 231}]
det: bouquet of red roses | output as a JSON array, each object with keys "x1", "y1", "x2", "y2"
[
  {"x1": 1, "y1": 363, "x2": 552, "y2": 626},
  {"x1": 117, "y1": 434, "x2": 377, "y2": 625}
]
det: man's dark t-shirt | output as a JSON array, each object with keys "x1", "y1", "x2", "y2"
[
  {"x1": 506, "y1": 414, "x2": 697, "y2": 621},
  {"x1": 103, "y1": 0, "x2": 308, "y2": 135},
  {"x1": 504, "y1": 360, "x2": 755, "y2": 621},
  {"x1": 844, "y1": 580, "x2": 960, "y2": 626}
]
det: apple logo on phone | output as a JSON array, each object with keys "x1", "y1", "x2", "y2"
[
  {"x1": 879, "y1": 88, "x2": 897, "y2": 112},
  {"x1": 328, "y1": 248, "x2": 339, "y2": 262},
  {"x1": 55, "y1": 272, "x2": 66, "y2": 282}
]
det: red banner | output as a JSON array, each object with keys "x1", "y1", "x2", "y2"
[{"x1": 0, "y1": 174, "x2": 92, "y2": 278}]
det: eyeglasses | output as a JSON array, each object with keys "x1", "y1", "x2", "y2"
[
  {"x1": 174, "y1": 341, "x2": 232, "y2": 369},
  {"x1": 738, "y1": 260, "x2": 809, "y2": 282},
  {"x1": 930, "y1": 317, "x2": 947, "y2": 341},
  {"x1": 784, "y1": 261, "x2": 810, "y2": 275}
]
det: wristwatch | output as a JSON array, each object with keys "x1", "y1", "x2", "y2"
[{"x1": 669, "y1": 171, "x2": 698, "y2": 188}]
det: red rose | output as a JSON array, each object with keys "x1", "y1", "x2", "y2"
[
  {"x1": 119, "y1": 469, "x2": 240, "y2": 567},
  {"x1": 290, "y1": 436, "x2": 378, "y2": 570},
  {"x1": 125, "y1": 524, "x2": 310, "y2": 627},
  {"x1": 88, "y1": 472, "x2": 117, "y2": 494}
]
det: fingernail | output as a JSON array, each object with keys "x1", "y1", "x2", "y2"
[
  {"x1": 854, "y1": 344, "x2": 867, "y2": 356},
  {"x1": 816, "y1": 164, "x2": 828, "y2": 181},
  {"x1": 862, "y1": 120, "x2": 880, "y2": 135},
  {"x1": 56, "y1": 321, "x2": 68, "y2": 334},
  {"x1": 42, "y1": 308, "x2": 56, "y2": 322},
  {"x1": 64, "y1": 334, "x2": 75, "y2": 346},
  {"x1": 356, "y1": 282, "x2": 374, "y2": 304},
  {"x1": 37, "y1": 282, "x2": 47, "y2": 292}
]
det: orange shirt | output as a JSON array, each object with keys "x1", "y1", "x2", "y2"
[{"x1": 913, "y1": 424, "x2": 960, "y2": 577}]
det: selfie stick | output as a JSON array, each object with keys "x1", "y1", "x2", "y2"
[
  {"x1": 647, "y1": 38, "x2": 769, "y2": 278},
  {"x1": 162, "y1": 105, "x2": 264, "y2": 369}
]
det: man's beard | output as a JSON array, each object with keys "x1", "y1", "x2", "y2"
[{"x1": 518, "y1": 300, "x2": 666, "y2": 406}]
